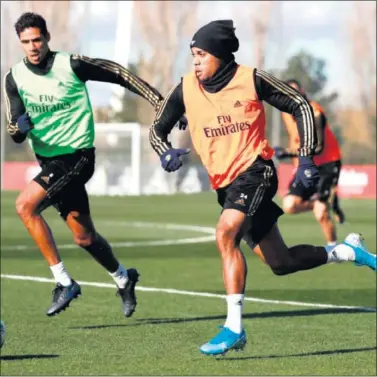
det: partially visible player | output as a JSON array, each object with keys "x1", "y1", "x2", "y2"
[
  {"x1": 0, "y1": 320, "x2": 5, "y2": 348},
  {"x1": 149, "y1": 19, "x2": 376, "y2": 356},
  {"x1": 3, "y1": 12, "x2": 169, "y2": 318},
  {"x1": 274, "y1": 79, "x2": 345, "y2": 247}
]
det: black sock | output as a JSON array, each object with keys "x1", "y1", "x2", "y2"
[
  {"x1": 287, "y1": 245, "x2": 328, "y2": 272},
  {"x1": 83, "y1": 233, "x2": 119, "y2": 273},
  {"x1": 332, "y1": 193, "x2": 340, "y2": 211}
]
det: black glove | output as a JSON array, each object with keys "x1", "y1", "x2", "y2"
[
  {"x1": 16, "y1": 113, "x2": 34, "y2": 135},
  {"x1": 294, "y1": 156, "x2": 320, "y2": 189},
  {"x1": 160, "y1": 148, "x2": 190, "y2": 173}
]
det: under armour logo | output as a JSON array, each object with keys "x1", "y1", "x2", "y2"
[
  {"x1": 164, "y1": 154, "x2": 172, "y2": 162},
  {"x1": 304, "y1": 169, "x2": 312, "y2": 178},
  {"x1": 190, "y1": 40, "x2": 195, "y2": 46}
]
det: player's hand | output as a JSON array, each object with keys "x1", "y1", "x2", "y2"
[
  {"x1": 160, "y1": 148, "x2": 190, "y2": 172},
  {"x1": 177, "y1": 115, "x2": 188, "y2": 130},
  {"x1": 16, "y1": 113, "x2": 34, "y2": 134},
  {"x1": 273, "y1": 146, "x2": 289, "y2": 160},
  {"x1": 295, "y1": 156, "x2": 319, "y2": 189}
]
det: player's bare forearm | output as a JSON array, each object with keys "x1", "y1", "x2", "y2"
[
  {"x1": 70, "y1": 55, "x2": 163, "y2": 110},
  {"x1": 254, "y1": 69, "x2": 317, "y2": 157},
  {"x1": 149, "y1": 82, "x2": 186, "y2": 156}
]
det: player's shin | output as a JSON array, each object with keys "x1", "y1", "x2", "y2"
[
  {"x1": 81, "y1": 233, "x2": 131, "y2": 288},
  {"x1": 200, "y1": 244, "x2": 247, "y2": 355},
  {"x1": 221, "y1": 248, "x2": 247, "y2": 334},
  {"x1": 20, "y1": 212, "x2": 60, "y2": 263},
  {"x1": 82, "y1": 233, "x2": 121, "y2": 271},
  {"x1": 287, "y1": 245, "x2": 328, "y2": 271},
  {"x1": 267, "y1": 244, "x2": 328, "y2": 275}
]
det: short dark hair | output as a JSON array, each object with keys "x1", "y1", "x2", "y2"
[
  {"x1": 285, "y1": 79, "x2": 302, "y2": 89},
  {"x1": 14, "y1": 12, "x2": 48, "y2": 37}
]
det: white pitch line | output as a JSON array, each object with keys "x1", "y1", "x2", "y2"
[
  {"x1": 0, "y1": 236, "x2": 215, "y2": 251},
  {"x1": 1, "y1": 274, "x2": 376, "y2": 313},
  {"x1": 0, "y1": 221, "x2": 216, "y2": 251}
]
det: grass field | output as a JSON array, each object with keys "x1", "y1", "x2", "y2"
[{"x1": 1, "y1": 191, "x2": 376, "y2": 376}]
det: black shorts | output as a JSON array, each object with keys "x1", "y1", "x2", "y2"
[
  {"x1": 287, "y1": 160, "x2": 342, "y2": 203},
  {"x1": 216, "y1": 157, "x2": 284, "y2": 247},
  {"x1": 34, "y1": 148, "x2": 95, "y2": 219}
]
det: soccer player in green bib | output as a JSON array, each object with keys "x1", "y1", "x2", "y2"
[{"x1": 3, "y1": 12, "x2": 165, "y2": 317}]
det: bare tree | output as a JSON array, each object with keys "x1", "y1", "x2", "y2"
[
  {"x1": 346, "y1": 0, "x2": 376, "y2": 149},
  {"x1": 232, "y1": 1, "x2": 275, "y2": 69},
  {"x1": 250, "y1": 1, "x2": 275, "y2": 69},
  {"x1": 133, "y1": 0, "x2": 198, "y2": 126}
]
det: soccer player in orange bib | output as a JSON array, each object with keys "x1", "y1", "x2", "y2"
[
  {"x1": 149, "y1": 20, "x2": 376, "y2": 356},
  {"x1": 274, "y1": 79, "x2": 345, "y2": 247}
]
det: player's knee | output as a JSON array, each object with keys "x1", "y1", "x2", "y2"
[
  {"x1": 282, "y1": 196, "x2": 297, "y2": 214},
  {"x1": 269, "y1": 260, "x2": 293, "y2": 276},
  {"x1": 15, "y1": 196, "x2": 33, "y2": 219},
  {"x1": 74, "y1": 232, "x2": 96, "y2": 248},
  {"x1": 313, "y1": 202, "x2": 328, "y2": 222},
  {"x1": 265, "y1": 251, "x2": 294, "y2": 276},
  {"x1": 215, "y1": 223, "x2": 238, "y2": 251}
]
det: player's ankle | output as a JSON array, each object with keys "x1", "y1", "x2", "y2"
[
  {"x1": 50, "y1": 261, "x2": 72, "y2": 286},
  {"x1": 325, "y1": 244, "x2": 355, "y2": 263},
  {"x1": 224, "y1": 294, "x2": 244, "y2": 334},
  {"x1": 109, "y1": 264, "x2": 128, "y2": 289}
]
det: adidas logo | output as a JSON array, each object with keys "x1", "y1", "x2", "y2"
[
  {"x1": 40, "y1": 173, "x2": 54, "y2": 185},
  {"x1": 234, "y1": 198, "x2": 245, "y2": 206},
  {"x1": 40, "y1": 176, "x2": 50, "y2": 184},
  {"x1": 234, "y1": 101, "x2": 242, "y2": 108}
]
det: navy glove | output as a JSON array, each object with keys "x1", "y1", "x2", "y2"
[
  {"x1": 16, "y1": 113, "x2": 34, "y2": 134},
  {"x1": 295, "y1": 156, "x2": 320, "y2": 189},
  {"x1": 160, "y1": 148, "x2": 190, "y2": 172},
  {"x1": 177, "y1": 115, "x2": 188, "y2": 130},
  {"x1": 273, "y1": 146, "x2": 290, "y2": 160}
]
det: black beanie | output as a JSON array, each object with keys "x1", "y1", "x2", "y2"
[{"x1": 190, "y1": 20, "x2": 239, "y2": 61}]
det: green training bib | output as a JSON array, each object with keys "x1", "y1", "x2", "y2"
[{"x1": 11, "y1": 51, "x2": 95, "y2": 157}]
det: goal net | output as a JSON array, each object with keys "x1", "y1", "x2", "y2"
[{"x1": 87, "y1": 123, "x2": 210, "y2": 196}]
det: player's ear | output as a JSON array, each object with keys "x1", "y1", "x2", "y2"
[{"x1": 46, "y1": 32, "x2": 51, "y2": 43}]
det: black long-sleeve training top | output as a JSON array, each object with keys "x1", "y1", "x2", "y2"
[
  {"x1": 4, "y1": 50, "x2": 163, "y2": 143},
  {"x1": 150, "y1": 68, "x2": 317, "y2": 157}
]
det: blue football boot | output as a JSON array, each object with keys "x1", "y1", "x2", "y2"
[
  {"x1": 344, "y1": 233, "x2": 376, "y2": 272},
  {"x1": 200, "y1": 326, "x2": 247, "y2": 356}
]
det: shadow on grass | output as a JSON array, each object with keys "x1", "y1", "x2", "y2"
[
  {"x1": 0, "y1": 354, "x2": 59, "y2": 361},
  {"x1": 217, "y1": 346, "x2": 377, "y2": 361},
  {"x1": 69, "y1": 307, "x2": 374, "y2": 330}
]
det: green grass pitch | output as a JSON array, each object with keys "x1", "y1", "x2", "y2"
[{"x1": 1, "y1": 191, "x2": 376, "y2": 375}]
